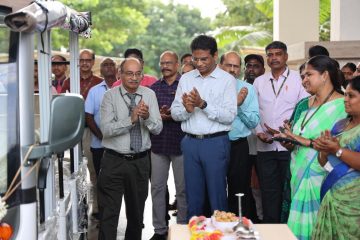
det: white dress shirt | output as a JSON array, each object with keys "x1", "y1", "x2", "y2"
[
  {"x1": 171, "y1": 67, "x2": 237, "y2": 135},
  {"x1": 253, "y1": 67, "x2": 309, "y2": 151}
]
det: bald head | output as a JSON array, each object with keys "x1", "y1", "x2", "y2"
[
  {"x1": 159, "y1": 51, "x2": 179, "y2": 80},
  {"x1": 100, "y1": 58, "x2": 116, "y2": 84},
  {"x1": 80, "y1": 49, "x2": 95, "y2": 59},
  {"x1": 120, "y1": 58, "x2": 143, "y2": 93},
  {"x1": 120, "y1": 58, "x2": 142, "y2": 72},
  {"x1": 219, "y1": 51, "x2": 241, "y2": 78},
  {"x1": 79, "y1": 49, "x2": 95, "y2": 74},
  {"x1": 160, "y1": 51, "x2": 179, "y2": 62}
]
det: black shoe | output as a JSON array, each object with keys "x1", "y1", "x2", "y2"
[
  {"x1": 149, "y1": 233, "x2": 167, "y2": 240},
  {"x1": 172, "y1": 210, "x2": 178, "y2": 216}
]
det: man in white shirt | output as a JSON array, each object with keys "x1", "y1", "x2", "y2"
[
  {"x1": 253, "y1": 41, "x2": 308, "y2": 223},
  {"x1": 171, "y1": 35, "x2": 237, "y2": 220}
]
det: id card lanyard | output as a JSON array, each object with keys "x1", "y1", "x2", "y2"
[{"x1": 270, "y1": 68, "x2": 290, "y2": 98}]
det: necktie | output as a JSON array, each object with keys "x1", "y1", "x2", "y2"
[{"x1": 127, "y1": 93, "x2": 142, "y2": 152}]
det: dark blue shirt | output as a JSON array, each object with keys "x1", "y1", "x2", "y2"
[{"x1": 150, "y1": 74, "x2": 185, "y2": 155}]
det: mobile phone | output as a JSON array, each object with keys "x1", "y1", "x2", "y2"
[{"x1": 271, "y1": 137, "x2": 302, "y2": 146}]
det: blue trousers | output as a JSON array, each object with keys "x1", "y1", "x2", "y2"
[{"x1": 181, "y1": 135, "x2": 230, "y2": 220}]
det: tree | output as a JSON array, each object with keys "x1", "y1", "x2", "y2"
[
  {"x1": 52, "y1": 0, "x2": 150, "y2": 56},
  {"x1": 319, "y1": 0, "x2": 330, "y2": 41},
  {"x1": 214, "y1": 0, "x2": 331, "y2": 51},
  {"x1": 212, "y1": 0, "x2": 273, "y2": 52},
  {"x1": 120, "y1": 0, "x2": 211, "y2": 75}
]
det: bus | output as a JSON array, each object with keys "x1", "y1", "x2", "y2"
[{"x1": 0, "y1": 1, "x2": 90, "y2": 239}]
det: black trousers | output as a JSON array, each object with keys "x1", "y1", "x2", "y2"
[
  {"x1": 255, "y1": 151, "x2": 290, "y2": 223},
  {"x1": 97, "y1": 151, "x2": 150, "y2": 240},
  {"x1": 90, "y1": 147, "x2": 104, "y2": 176},
  {"x1": 227, "y1": 138, "x2": 253, "y2": 216}
]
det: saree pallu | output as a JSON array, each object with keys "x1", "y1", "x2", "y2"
[
  {"x1": 312, "y1": 119, "x2": 360, "y2": 240},
  {"x1": 287, "y1": 98, "x2": 347, "y2": 240},
  {"x1": 281, "y1": 97, "x2": 310, "y2": 223}
]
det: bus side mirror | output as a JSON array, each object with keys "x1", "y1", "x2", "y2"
[{"x1": 23, "y1": 94, "x2": 85, "y2": 159}]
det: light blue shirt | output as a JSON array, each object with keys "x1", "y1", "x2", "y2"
[
  {"x1": 229, "y1": 80, "x2": 259, "y2": 140},
  {"x1": 85, "y1": 80, "x2": 107, "y2": 148},
  {"x1": 171, "y1": 67, "x2": 237, "y2": 134}
]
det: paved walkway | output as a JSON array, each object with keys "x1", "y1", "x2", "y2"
[{"x1": 88, "y1": 168, "x2": 178, "y2": 240}]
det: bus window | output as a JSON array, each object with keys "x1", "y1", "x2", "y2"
[{"x1": 0, "y1": 11, "x2": 19, "y2": 199}]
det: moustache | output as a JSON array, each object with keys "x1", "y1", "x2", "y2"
[
  {"x1": 161, "y1": 69, "x2": 171, "y2": 72},
  {"x1": 271, "y1": 61, "x2": 280, "y2": 65}
]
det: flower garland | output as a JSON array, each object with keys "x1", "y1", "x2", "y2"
[{"x1": 188, "y1": 216, "x2": 223, "y2": 240}]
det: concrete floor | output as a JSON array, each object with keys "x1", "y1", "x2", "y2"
[{"x1": 87, "y1": 168, "x2": 178, "y2": 240}]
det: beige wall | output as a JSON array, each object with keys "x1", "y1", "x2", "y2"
[
  {"x1": 287, "y1": 40, "x2": 360, "y2": 69},
  {"x1": 331, "y1": 0, "x2": 360, "y2": 41},
  {"x1": 274, "y1": 0, "x2": 319, "y2": 45}
]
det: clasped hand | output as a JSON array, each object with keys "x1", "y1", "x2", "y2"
[
  {"x1": 182, "y1": 87, "x2": 204, "y2": 113},
  {"x1": 131, "y1": 100, "x2": 149, "y2": 123},
  {"x1": 160, "y1": 105, "x2": 172, "y2": 120},
  {"x1": 313, "y1": 130, "x2": 340, "y2": 155}
]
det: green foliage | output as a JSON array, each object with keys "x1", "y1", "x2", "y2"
[
  {"x1": 51, "y1": 0, "x2": 210, "y2": 75},
  {"x1": 213, "y1": 0, "x2": 273, "y2": 52},
  {"x1": 120, "y1": 0, "x2": 211, "y2": 76},
  {"x1": 319, "y1": 0, "x2": 330, "y2": 41},
  {"x1": 52, "y1": 0, "x2": 149, "y2": 56},
  {"x1": 0, "y1": 28, "x2": 10, "y2": 56}
]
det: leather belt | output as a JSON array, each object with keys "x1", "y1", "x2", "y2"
[
  {"x1": 105, "y1": 148, "x2": 148, "y2": 160},
  {"x1": 186, "y1": 131, "x2": 228, "y2": 139}
]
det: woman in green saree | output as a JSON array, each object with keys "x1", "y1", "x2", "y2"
[
  {"x1": 275, "y1": 56, "x2": 347, "y2": 239},
  {"x1": 312, "y1": 76, "x2": 360, "y2": 240}
]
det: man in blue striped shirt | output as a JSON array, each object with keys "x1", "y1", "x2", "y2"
[{"x1": 219, "y1": 51, "x2": 260, "y2": 217}]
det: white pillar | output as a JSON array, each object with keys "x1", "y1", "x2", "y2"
[
  {"x1": 331, "y1": 0, "x2": 360, "y2": 41},
  {"x1": 274, "y1": 0, "x2": 319, "y2": 45}
]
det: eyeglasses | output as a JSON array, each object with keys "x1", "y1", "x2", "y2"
[
  {"x1": 159, "y1": 61, "x2": 175, "y2": 66},
  {"x1": 122, "y1": 71, "x2": 143, "y2": 78},
  {"x1": 80, "y1": 59, "x2": 93, "y2": 63}
]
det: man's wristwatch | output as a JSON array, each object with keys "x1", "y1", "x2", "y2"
[
  {"x1": 335, "y1": 148, "x2": 343, "y2": 158},
  {"x1": 200, "y1": 100, "x2": 207, "y2": 109}
]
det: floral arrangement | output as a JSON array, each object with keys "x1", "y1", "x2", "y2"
[{"x1": 188, "y1": 216, "x2": 223, "y2": 240}]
